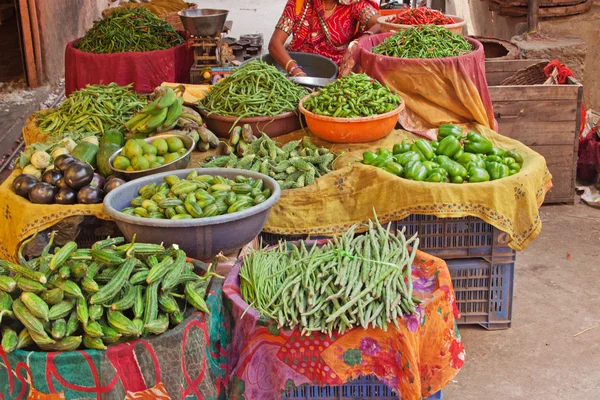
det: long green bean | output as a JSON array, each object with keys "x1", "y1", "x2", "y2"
[
  {"x1": 239, "y1": 214, "x2": 420, "y2": 335},
  {"x1": 372, "y1": 25, "x2": 472, "y2": 59},
  {"x1": 76, "y1": 8, "x2": 184, "y2": 54},
  {"x1": 199, "y1": 60, "x2": 308, "y2": 124}
]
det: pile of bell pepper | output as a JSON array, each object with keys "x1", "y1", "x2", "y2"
[{"x1": 361, "y1": 124, "x2": 524, "y2": 183}]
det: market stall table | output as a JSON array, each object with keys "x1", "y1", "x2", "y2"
[{"x1": 224, "y1": 243, "x2": 464, "y2": 400}]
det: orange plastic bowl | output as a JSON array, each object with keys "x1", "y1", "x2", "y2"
[{"x1": 298, "y1": 93, "x2": 404, "y2": 143}]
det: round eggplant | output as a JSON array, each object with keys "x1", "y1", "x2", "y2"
[
  {"x1": 28, "y1": 182, "x2": 56, "y2": 204},
  {"x1": 56, "y1": 177, "x2": 69, "y2": 190},
  {"x1": 90, "y1": 173, "x2": 105, "y2": 189},
  {"x1": 54, "y1": 155, "x2": 77, "y2": 172},
  {"x1": 54, "y1": 188, "x2": 78, "y2": 204},
  {"x1": 77, "y1": 185, "x2": 103, "y2": 204},
  {"x1": 13, "y1": 174, "x2": 39, "y2": 198},
  {"x1": 41, "y1": 170, "x2": 63, "y2": 186},
  {"x1": 103, "y1": 177, "x2": 125, "y2": 194},
  {"x1": 64, "y1": 161, "x2": 94, "y2": 190}
]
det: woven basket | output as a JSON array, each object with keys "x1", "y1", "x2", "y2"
[{"x1": 499, "y1": 61, "x2": 549, "y2": 85}]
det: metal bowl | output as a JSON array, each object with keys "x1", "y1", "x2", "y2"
[
  {"x1": 244, "y1": 52, "x2": 338, "y2": 79},
  {"x1": 178, "y1": 9, "x2": 229, "y2": 37},
  {"x1": 108, "y1": 134, "x2": 195, "y2": 181},
  {"x1": 103, "y1": 168, "x2": 281, "y2": 260}
]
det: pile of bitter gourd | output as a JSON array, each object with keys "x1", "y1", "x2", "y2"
[
  {"x1": 239, "y1": 215, "x2": 420, "y2": 335},
  {"x1": 0, "y1": 233, "x2": 218, "y2": 353}
]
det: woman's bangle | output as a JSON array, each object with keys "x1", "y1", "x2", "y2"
[
  {"x1": 285, "y1": 59, "x2": 297, "y2": 73},
  {"x1": 288, "y1": 65, "x2": 303, "y2": 75},
  {"x1": 362, "y1": 30, "x2": 374, "y2": 37}
]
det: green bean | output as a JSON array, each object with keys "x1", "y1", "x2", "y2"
[
  {"x1": 76, "y1": 8, "x2": 184, "y2": 54},
  {"x1": 371, "y1": 25, "x2": 472, "y2": 59}
]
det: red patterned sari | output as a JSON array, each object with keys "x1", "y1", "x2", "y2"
[{"x1": 276, "y1": 0, "x2": 379, "y2": 64}]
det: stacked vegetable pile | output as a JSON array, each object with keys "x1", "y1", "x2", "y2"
[
  {"x1": 372, "y1": 25, "x2": 472, "y2": 58},
  {"x1": 387, "y1": 7, "x2": 456, "y2": 25},
  {"x1": 13, "y1": 154, "x2": 124, "y2": 205},
  {"x1": 36, "y1": 83, "x2": 146, "y2": 136},
  {"x1": 239, "y1": 216, "x2": 420, "y2": 335},
  {"x1": 121, "y1": 170, "x2": 272, "y2": 219},
  {"x1": 199, "y1": 127, "x2": 335, "y2": 190},
  {"x1": 199, "y1": 60, "x2": 309, "y2": 124},
  {"x1": 302, "y1": 73, "x2": 401, "y2": 118},
  {"x1": 0, "y1": 235, "x2": 217, "y2": 353},
  {"x1": 76, "y1": 8, "x2": 184, "y2": 54},
  {"x1": 361, "y1": 125, "x2": 524, "y2": 183}
]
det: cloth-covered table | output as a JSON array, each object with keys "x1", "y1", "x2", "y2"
[
  {"x1": 223, "y1": 244, "x2": 465, "y2": 400},
  {"x1": 0, "y1": 275, "x2": 230, "y2": 400}
]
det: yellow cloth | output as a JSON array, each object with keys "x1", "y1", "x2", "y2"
[
  {"x1": 262, "y1": 124, "x2": 552, "y2": 251},
  {"x1": 0, "y1": 171, "x2": 111, "y2": 262}
]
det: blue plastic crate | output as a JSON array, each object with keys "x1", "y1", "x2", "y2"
[
  {"x1": 446, "y1": 256, "x2": 515, "y2": 330},
  {"x1": 282, "y1": 375, "x2": 442, "y2": 399}
]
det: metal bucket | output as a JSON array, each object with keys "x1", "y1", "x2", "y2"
[{"x1": 178, "y1": 8, "x2": 229, "y2": 37}]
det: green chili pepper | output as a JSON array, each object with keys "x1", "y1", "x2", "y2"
[
  {"x1": 413, "y1": 139, "x2": 435, "y2": 160},
  {"x1": 463, "y1": 132, "x2": 493, "y2": 154},
  {"x1": 405, "y1": 161, "x2": 428, "y2": 181},
  {"x1": 438, "y1": 124, "x2": 463, "y2": 140},
  {"x1": 505, "y1": 150, "x2": 524, "y2": 166},
  {"x1": 468, "y1": 166, "x2": 490, "y2": 183},
  {"x1": 436, "y1": 136, "x2": 462, "y2": 158}
]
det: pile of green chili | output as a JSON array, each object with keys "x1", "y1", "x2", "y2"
[
  {"x1": 76, "y1": 8, "x2": 184, "y2": 54},
  {"x1": 303, "y1": 73, "x2": 401, "y2": 118},
  {"x1": 199, "y1": 60, "x2": 309, "y2": 123},
  {"x1": 36, "y1": 83, "x2": 147, "y2": 136},
  {"x1": 239, "y1": 215, "x2": 420, "y2": 336},
  {"x1": 371, "y1": 25, "x2": 472, "y2": 58}
]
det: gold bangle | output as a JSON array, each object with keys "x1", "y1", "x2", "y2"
[{"x1": 285, "y1": 59, "x2": 297, "y2": 73}]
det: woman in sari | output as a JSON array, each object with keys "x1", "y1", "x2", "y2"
[{"x1": 268, "y1": 0, "x2": 381, "y2": 77}]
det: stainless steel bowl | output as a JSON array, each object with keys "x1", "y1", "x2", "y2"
[
  {"x1": 108, "y1": 134, "x2": 195, "y2": 181},
  {"x1": 178, "y1": 9, "x2": 229, "y2": 37}
]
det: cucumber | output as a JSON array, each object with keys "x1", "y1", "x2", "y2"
[{"x1": 71, "y1": 141, "x2": 100, "y2": 169}]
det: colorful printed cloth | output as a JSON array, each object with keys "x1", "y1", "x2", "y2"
[
  {"x1": 0, "y1": 277, "x2": 230, "y2": 400},
  {"x1": 223, "y1": 244, "x2": 465, "y2": 400},
  {"x1": 276, "y1": 0, "x2": 378, "y2": 64}
]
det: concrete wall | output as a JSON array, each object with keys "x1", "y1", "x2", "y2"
[{"x1": 36, "y1": 0, "x2": 109, "y2": 84}]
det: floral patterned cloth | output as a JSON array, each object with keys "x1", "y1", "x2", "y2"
[
  {"x1": 223, "y1": 243, "x2": 465, "y2": 400},
  {"x1": 276, "y1": 0, "x2": 378, "y2": 64}
]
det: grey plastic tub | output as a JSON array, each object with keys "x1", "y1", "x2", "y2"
[{"x1": 103, "y1": 168, "x2": 280, "y2": 260}]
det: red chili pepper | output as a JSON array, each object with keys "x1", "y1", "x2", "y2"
[{"x1": 389, "y1": 7, "x2": 454, "y2": 25}]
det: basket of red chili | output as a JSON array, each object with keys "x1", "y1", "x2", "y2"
[{"x1": 378, "y1": 7, "x2": 465, "y2": 35}]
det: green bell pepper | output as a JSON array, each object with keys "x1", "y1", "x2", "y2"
[
  {"x1": 423, "y1": 161, "x2": 439, "y2": 172},
  {"x1": 485, "y1": 155, "x2": 503, "y2": 164},
  {"x1": 438, "y1": 124, "x2": 463, "y2": 140},
  {"x1": 393, "y1": 141, "x2": 411, "y2": 155},
  {"x1": 426, "y1": 172, "x2": 444, "y2": 182},
  {"x1": 490, "y1": 147, "x2": 506, "y2": 157},
  {"x1": 436, "y1": 136, "x2": 462, "y2": 158},
  {"x1": 433, "y1": 155, "x2": 451, "y2": 165},
  {"x1": 468, "y1": 166, "x2": 490, "y2": 183},
  {"x1": 452, "y1": 148, "x2": 464, "y2": 161},
  {"x1": 405, "y1": 160, "x2": 428, "y2": 181},
  {"x1": 430, "y1": 140, "x2": 439, "y2": 152},
  {"x1": 456, "y1": 152, "x2": 479, "y2": 166},
  {"x1": 431, "y1": 167, "x2": 449, "y2": 177},
  {"x1": 395, "y1": 151, "x2": 422, "y2": 166},
  {"x1": 503, "y1": 157, "x2": 516, "y2": 166},
  {"x1": 377, "y1": 148, "x2": 392, "y2": 157},
  {"x1": 464, "y1": 132, "x2": 493, "y2": 154},
  {"x1": 509, "y1": 163, "x2": 521, "y2": 175},
  {"x1": 439, "y1": 158, "x2": 468, "y2": 178},
  {"x1": 505, "y1": 150, "x2": 524, "y2": 166},
  {"x1": 372, "y1": 154, "x2": 393, "y2": 168},
  {"x1": 413, "y1": 139, "x2": 435, "y2": 161},
  {"x1": 467, "y1": 159, "x2": 486, "y2": 170},
  {"x1": 486, "y1": 161, "x2": 509, "y2": 180},
  {"x1": 383, "y1": 161, "x2": 403, "y2": 176},
  {"x1": 451, "y1": 175, "x2": 464, "y2": 183},
  {"x1": 362, "y1": 151, "x2": 378, "y2": 165}
]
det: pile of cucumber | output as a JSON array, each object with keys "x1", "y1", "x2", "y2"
[{"x1": 0, "y1": 234, "x2": 218, "y2": 353}]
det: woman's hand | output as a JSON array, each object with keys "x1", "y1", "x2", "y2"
[
  {"x1": 291, "y1": 69, "x2": 307, "y2": 77},
  {"x1": 339, "y1": 40, "x2": 359, "y2": 77}
]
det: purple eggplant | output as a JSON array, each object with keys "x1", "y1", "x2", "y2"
[
  {"x1": 64, "y1": 161, "x2": 94, "y2": 190},
  {"x1": 56, "y1": 177, "x2": 69, "y2": 190},
  {"x1": 54, "y1": 155, "x2": 77, "y2": 172},
  {"x1": 13, "y1": 174, "x2": 39, "y2": 198},
  {"x1": 77, "y1": 185, "x2": 103, "y2": 204},
  {"x1": 54, "y1": 188, "x2": 78, "y2": 204},
  {"x1": 42, "y1": 170, "x2": 63, "y2": 186},
  {"x1": 103, "y1": 178, "x2": 126, "y2": 194},
  {"x1": 90, "y1": 173, "x2": 105, "y2": 189},
  {"x1": 28, "y1": 182, "x2": 56, "y2": 204}
]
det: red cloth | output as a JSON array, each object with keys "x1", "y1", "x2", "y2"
[
  {"x1": 64, "y1": 38, "x2": 194, "y2": 95},
  {"x1": 544, "y1": 59, "x2": 586, "y2": 134},
  {"x1": 276, "y1": 0, "x2": 379, "y2": 64}
]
